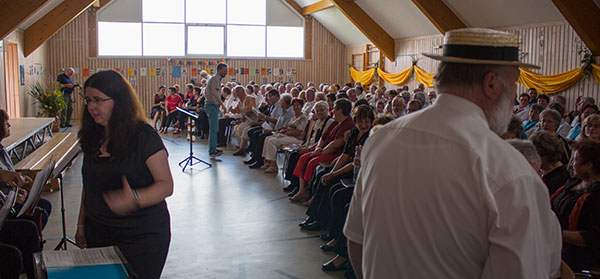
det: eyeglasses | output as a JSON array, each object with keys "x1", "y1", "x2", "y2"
[{"x1": 84, "y1": 97, "x2": 112, "y2": 105}]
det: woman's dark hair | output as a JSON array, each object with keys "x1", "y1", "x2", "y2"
[
  {"x1": 291, "y1": 97, "x2": 305, "y2": 107},
  {"x1": 571, "y1": 139, "x2": 600, "y2": 175},
  {"x1": 355, "y1": 99, "x2": 370, "y2": 107},
  {"x1": 538, "y1": 94, "x2": 549, "y2": 103},
  {"x1": 352, "y1": 104, "x2": 375, "y2": 123},
  {"x1": 0, "y1": 109, "x2": 8, "y2": 139},
  {"x1": 222, "y1": 86, "x2": 231, "y2": 95},
  {"x1": 194, "y1": 86, "x2": 202, "y2": 94},
  {"x1": 78, "y1": 70, "x2": 148, "y2": 157},
  {"x1": 334, "y1": 98, "x2": 353, "y2": 116},
  {"x1": 168, "y1": 87, "x2": 176, "y2": 93},
  {"x1": 246, "y1": 85, "x2": 254, "y2": 93},
  {"x1": 326, "y1": 93, "x2": 337, "y2": 102}
]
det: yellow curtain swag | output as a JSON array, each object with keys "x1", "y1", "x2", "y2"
[
  {"x1": 517, "y1": 66, "x2": 584, "y2": 95},
  {"x1": 378, "y1": 67, "x2": 412, "y2": 85},
  {"x1": 350, "y1": 67, "x2": 376, "y2": 86},
  {"x1": 593, "y1": 64, "x2": 600, "y2": 85},
  {"x1": 414, "y1": 66, "x2": 435, "y2": 88}
]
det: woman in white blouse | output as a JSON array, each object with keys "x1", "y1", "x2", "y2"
[{"x1": 262, "y1": 98, "x2": 309, "y2": 173}]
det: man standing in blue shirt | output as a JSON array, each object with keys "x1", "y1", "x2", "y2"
[{"x1": 56, "y1": 68, "x2": 78, "y2": 127}]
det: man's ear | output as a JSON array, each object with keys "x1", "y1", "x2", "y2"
[{"x1": 481, "y1": 71, "x2": 502, "y2": 102}]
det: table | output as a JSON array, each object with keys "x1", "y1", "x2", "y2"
[{"x1": 3, "y1": 117, "x2": 55, "y2": 163}]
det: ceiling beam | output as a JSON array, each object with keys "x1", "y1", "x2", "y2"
[
  {"x1": 410, "y1": 0, "x2": 467, "y2": 34},
  {"x1": 24, "y1": 0, "x2": 96, "y2": 57},
  {"x1": 282, "y1": 0, "x2": 303, "y2": 16},
  {"x1": 0, "y1": 0, "x2": 50, "y2": 40},
  {"x1": 551, "y1": 0, "x2": 600, "y2": 56},
  {"x1": 302, "y1": 0, "x2": 334, "y2": 15},
  {"x1": 330, "y1": 0, "x2": 396, "y2": 61}
]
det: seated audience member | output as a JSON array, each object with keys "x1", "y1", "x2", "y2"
[
  {"x1": 290, "y1": 99, "x2": 354, "y2": 202},
  {"x1": 151, "y1": 85, "x2": 166, "y2": 130},
  {"x1": 0, "y1": 109, "x2": 51, "y2": 229},
  {"x1": 369, "y1": 89, "x2": 384, "y2": 107},
  {"x1": 427, "y1": 90, "x2": 437, "y2": 105},
  {"x1": 548, "y1": 102, "x2": 571, "y2": 138},
  {"x1": 390, "y1": 96, "x2": 405, "y2": 118},
  {"x1": 182, "y1": 83, "x2": 194, "y2": 102},
  {"x1": 217, "y1": 86, "x2": 244, "y2": 147},
  {"x1": 501, "y1": 116, "x2": 524, "y2": 139},
  {"x1": 247, "y1": 94, "x2": 295, "y2": 169},
  {"x1": 291, "y1": 87, "x2": 300, "y2": 99},
  {"x1": 568, "y1": 96, "x2": 595, "y2": 127},
  {"x1": 537, "y1": 94, "x2": 549, "y2": 109},
  {"x1": 302, "y1": 88, "x2": 316, "y2": 117},
  {"x1": 230, "y1": 87, "x2": 258, "y2": 155},
  {"x1": 243, "y1": 90, "x2": 283, "y2": 159},
  {"x1": 283, "y1": 101, "x2": 334, "y2": 193},
  {"x1": 355, "y1": 86, "x2": 365, "y2": 100},
  {"x1": 523, "y1": 104, "x2": 544, "y2": 137},
  {"x1": 513, "y1": 93, "x2": 531, "y2": 121},
  {"x1": 375, "y1": 100, "x2": 386, "y2": 117},
  {"x1": 315, "y1": 92, "x2": 326, "y2": 103},
  {"x1": 302, "y1": 105, "x2": 375, "y2": 228},
  {"x1": 506, "y1": 139, "x2": 541, "y2": 171},
  {"x1": 528, "y1": 88, "x2": 539, "y2": 104},
  {"x1": 400, "y1": 91, "x2": 411, "y2": 104},
  {"x1": 412, "y1": 92, "x2": 427, "y2": 108},
  {"x1": 568, "y1": 104, "x2": 598, "y2": 141},
  {"x1": 176, "y1": 84, "x2": 201, "y2": 131},
  {"x1": 261, "y1": 98, "x2": 309, "y2": 173},
  {"x1": 551, "y1": 140, "x2": 600, "y2": 271},
  {"x1": 540, "y1": 109, "x2": 571, "y2": 164},
  {"x1": 347, "y1": 89, "x2": 358, "y2": 103},
  {"x1": 530, "y1": 131, "x2": 571, "y2": 194},
  {"x1": 160, "y1": 86, "x2": 184, "y2": 134},
  {"x1": 326, "y1": 93, "x2": 337, "y2": 115},
  {"x1": 581, "y1": 114, "x2": 600, "y2": 141},
  {"x1": 193, "y1": 86, "x2": 209, "y2": 138},
  {"x1": 407, "y1": 99, "x2": 423, "y2": 114}
]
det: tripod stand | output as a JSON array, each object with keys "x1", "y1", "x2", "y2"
[
  {"x1": 54, "y1": 149, "x2": 82, "y2": 250},
  {"x1": 177, "y1": 108, "x2": 212, "y2": 172}
]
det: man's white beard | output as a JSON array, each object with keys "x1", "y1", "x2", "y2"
[{"x1": 488, "y1": 79, "x2": 514, "y2": 135}]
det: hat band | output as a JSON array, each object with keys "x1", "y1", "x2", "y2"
[{"x1": 443, "y1": 44, "x2": 519, "y2": 62}]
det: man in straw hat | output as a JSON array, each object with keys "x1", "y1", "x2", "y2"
[{"x1": 344, "y1": 28, "x2": 561, "y2": 278}]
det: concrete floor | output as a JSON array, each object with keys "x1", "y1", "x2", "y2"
[{"x1": 40, "y1": 126, "x2": 345, "y2": 279}]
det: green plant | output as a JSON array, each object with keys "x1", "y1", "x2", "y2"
[
  {"x1": 577, "y1": 45, "x2": 594, "y2": 79},
  {"x1": 27, "y1": 81, "x2": 66, "y2": 117}
]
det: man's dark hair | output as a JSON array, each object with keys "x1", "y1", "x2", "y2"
[
  {"x1": 506, "y1": 116, "x2": 524, "y2": 138},
  {"x1": 548, "y1": 102, "x2": 565, "y2": 116},
  {"x1": 356, "y1": 86, "x2": 363, "y2": 94},
  {"x1": 217, "y1": 63, "x2": 228, "y2": 71},
  {"x1": 246, "y1": 85, "x2": 254, "y2": 93},
  {"x1": 326, "y1": 93, "x2": 337, "y2": 102},
  {"x1": 519, "y1": 93, "x2": 530, "y2": 100},
  {"x1": 222, "y1": 87, "x2": 231, "y2": 95},
  {"x1": 168, "y1": 87, "x2": 176, "y2": 93},
  {"x1": 355, "y1": 99, "x2": 369, "y2": 107},
  {"x1": 571, "y1": 139, "x2": 600, "y2": 175},
  {"x1": 531, "y1": 104, "x2": 544, "y2": 113},
  {"x1": 267, "y1": 89, "x2": 280, "y2": 98},
  {"x1": 538, "y1": 94, "x2": 549, "y2": 103}
]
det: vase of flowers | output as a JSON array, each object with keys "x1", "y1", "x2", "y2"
[{"x1": 27, "y1": 81, "x2": 66, "y2": 132}]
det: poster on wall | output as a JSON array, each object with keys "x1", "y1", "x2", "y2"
[
  {"x1": 182, "y1": 67, "x2": 188, "y2": 76},
  {"x1": 191, "y1": 68, "x2": 198, "y2": 77},
  {"x1": 227, "y1": 68, "x2": 234, "y2": 76},
  {"x1": 149, "y1": 67, "x2": 156, "y2": 77},
  {"x1": 239, "y1": 68, "x2": 245, "y2": 75},
  {"x1": 273, "y1": 68, "x2": 279, "y2": 76},
  {"x1": 19, "y1": 65, "x2": 24, "y2": 85},
  {"x1": 127, "y1": 68, "x2": 135, "y2": 77},
  {"x1": 160, "y1": 66, "x2": 166, "y2": 77},
  {"x1": 82, "y1": 68, "x2": 90, "y2": 77},
  {"x1": 209, "y1": 68, "x2": 215, "y2": 75},
  {"x1": 278, "y1": 76, "x2": 283, "y2": 83},
  {"x1": 129, "y1": 77, "x2": 136, "y2": 86},
  {"x1": 260, "y1": 68, "x2": 266, "y2": 75},
  {"x1": 288, "y1": 76, "x2": 294, "y2": 83},
  {"x1": 262, "y1": 77, "x2": 267, "y2": 84},
  {"x1": 172, "y1": 66, "x2": 181, "y2": 78},
  {"x1": 140, "y1": 67, "x2": 147, "y2": 77},
  {"x1": 267, "y1": 68, "x2": 272, "y2": 75}
]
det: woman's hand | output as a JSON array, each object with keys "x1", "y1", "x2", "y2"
[
  {"x1": 322, "y1": 173, "x2": 334, "y2": 185},
  {"x1": 103, "y1": 176, "x2": 138, "y2": 216},
  {"x1": 16, "y1": 188, "x2": 27, "y2": 204},
  {"x1": 75, "y1": 226, "x2": 86, "y2": 248}
]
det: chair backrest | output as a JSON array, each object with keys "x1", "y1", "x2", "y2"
[{"x1": 304, "y1": 120, "x2": 315, "y2": 144}]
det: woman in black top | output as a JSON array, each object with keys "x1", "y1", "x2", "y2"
[
  {"x1": 553, "y1": 140, "x2": 600, "y2": 271},
  {"x1": 76, "y1": 71, "x2": 174, "y2": 279},
  {"x1": 151, "y1": 85, "x2": 166, "y2": 130},
  {"x1": 530, "y1": 131, "x2": 571, "y2": 195}
]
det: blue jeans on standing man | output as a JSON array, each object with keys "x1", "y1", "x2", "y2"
[{"x1": 205, "y1": 103, "x2": 219, "y2": 154}]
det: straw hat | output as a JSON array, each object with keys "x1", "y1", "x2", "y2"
[{"x1": 422, "y1": 28, "x2": 539, "y2": 69}]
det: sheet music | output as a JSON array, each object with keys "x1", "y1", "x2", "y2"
[
  {"x1": 17, "y1": 160, "x2": 55, "y2": 217},
  {"x1": 261, "y1": 121, "x2": 272, "y2": 130},
  {"x1": 43, "y1": 247, "x2": 123, "y2": 268}
]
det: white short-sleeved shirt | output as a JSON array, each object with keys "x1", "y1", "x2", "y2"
[{"x1": 344, "y1": 93, "x2": 561, "y2": 279}]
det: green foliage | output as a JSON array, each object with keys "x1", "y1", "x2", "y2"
[
  {"x1": 577, "y1": 45, "x2": 594, "y2": 79},
  {"x1": 27, "y1": 81, "x2": 66, "y2": 117}
]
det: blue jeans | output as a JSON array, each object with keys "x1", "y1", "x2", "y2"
[{"x1": 205, "y1": 103, "x2": 219, "y2": 154}]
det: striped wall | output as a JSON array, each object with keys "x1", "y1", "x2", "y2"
[
  {"x1": 346, "y1": 21, "x2": 600, "y2": 111},
  {"x1": 47, "y1": 10, "x2": 347, "y2": 119}
]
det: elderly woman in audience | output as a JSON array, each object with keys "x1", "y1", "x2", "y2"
[
  {"x1": 391, "y1": 96, "x2": 406, "y2": 118},
  {"x1": 290, "y1": 99, "x2": 354, "y2": 202},
  {"x1": 283, "y1": 101, "x2": 334, "y2": 193},
  {"x1": 540, "y1": 109, "x2": 571, "y2": 164},
  {"x1": 231, "y1": 86, "x2": 258, "y2": 156},
  {"x1": 506, "y1": 139, "x2": 541, "y2": 172},
  {"x1": 523, "y1": 104, "x2": 544, "y2": 137},
  {"x1": 548, "y1": 102, "x2": 571, "y2": 138},
  {"x1": 550, "y1": 139, "x2": 600, "y2": 271},
  {"x1": 501, "y1": 116, "x2": 524, "y2": 139},
  {"x1": 315, "y1": 92, "x2": 326, "y2": 103},
  {"x1": 261, "y1": 98, "x2": 309, "y2": 173},
  {"x1": 407, "y1": 99, "x2": 423, "y2": 114},
  {"x1": 567, "y1": 96, "x2": 595, "y2": 127},
  {"x1": 530, "y1": 131, "x2": 571, "y2": 194}
]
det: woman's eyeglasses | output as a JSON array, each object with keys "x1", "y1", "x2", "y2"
[{"x1": 83, "y1": 97, "x2": 112, "y2": 105}]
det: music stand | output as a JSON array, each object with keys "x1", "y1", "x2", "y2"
[
  {"x1": 54, "y1": 149, "x2": 82, "y2": 250},
  {"x1": 177, "y1": 107, "x2": 212, "y2": 172}
]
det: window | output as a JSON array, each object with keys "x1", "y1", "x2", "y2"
[{"x1": 98, "y1": 0, "x2": 304, "y2": 58}]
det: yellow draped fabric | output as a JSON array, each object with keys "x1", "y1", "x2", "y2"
[
  {"x1": 518, "y1": 67, "x2": 583, "y2": 95},
  {"x1": 378, "y1": 67, "x2": 412, "y2": 85},
  {"x1": 414, "y1": 66, "x2": 435, "y2": 88},
  {"x1": 350, "y1": 67, "x2": 376, "y2": 86},
  {"x1": 593, "y1": 64, "x2": 600, "y2": 85}
]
